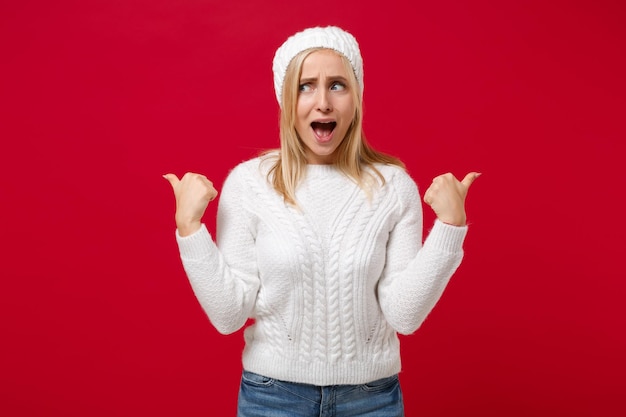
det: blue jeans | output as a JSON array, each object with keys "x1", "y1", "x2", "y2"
[{"x1": 237, "y1": 371, "x2": 404, "y2": 417}]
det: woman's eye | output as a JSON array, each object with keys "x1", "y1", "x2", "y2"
[
  {"x1": 299, "y1": 83, "x2": 312, "y2": 92},
  {"x1": 330, "y1": 82, "x2": 346, "y2": 91}
]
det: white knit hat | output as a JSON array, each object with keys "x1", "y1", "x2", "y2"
[{"x1": 272, "y1": 26, "x2": 364, "y2": 106}]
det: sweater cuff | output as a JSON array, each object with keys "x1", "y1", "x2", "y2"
[
  {"x1": 175, "y1": 224, "x2": 215, "y2": 260},
  {"x1": 425, "y1": 219, "x2": 468, "y2": 253}
]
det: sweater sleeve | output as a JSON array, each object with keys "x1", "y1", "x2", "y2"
[
  {"x1": 377, "y1": 170, "x2": 467, "y2": 335},
  {"x1": 175, "y1": 165, "x2": 260, "y2": 334}
]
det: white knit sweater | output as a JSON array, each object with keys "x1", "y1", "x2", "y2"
[{"x1": 175, "y1": 156, "x2": 467, "y2": 386}]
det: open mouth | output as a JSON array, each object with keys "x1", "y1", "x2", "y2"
[{"x1": 311, "y1": 121, "x2": 336, "y2": 138}]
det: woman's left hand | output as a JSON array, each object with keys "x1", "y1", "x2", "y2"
[{"x1": 423, "y1": 172, "x2": 480, "y2": 226}]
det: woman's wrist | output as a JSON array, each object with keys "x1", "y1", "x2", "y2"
[
  {"x1": 437, "y1": 213, "x2": 466, "y2": 227},
  {"x1": 177, "y1": 220, "x2": 202, "y2": 237}
]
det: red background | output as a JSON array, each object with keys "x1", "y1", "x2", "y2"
[{"x1": 1, "y1": 1, "x2": 625, "y2": 416}]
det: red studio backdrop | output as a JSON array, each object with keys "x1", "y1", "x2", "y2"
[{"x1": 1, "y1": 1, "x2": 625, "y2": 416}]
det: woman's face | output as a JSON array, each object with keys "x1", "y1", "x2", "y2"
[{"x1": 295, "y1": 49, "x2": 356, "y2": 165}]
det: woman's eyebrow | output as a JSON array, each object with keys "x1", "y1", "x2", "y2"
[
  {"x1": 327, "y1": 75, "x2": 348, "y2": 83},
  {"x1": 299, "y1": 75, "x2": 349, "y2": 83}
]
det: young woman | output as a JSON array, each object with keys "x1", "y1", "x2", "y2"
[{"x1": 165, "y1": 25, "x2": 479, "y2": 417}]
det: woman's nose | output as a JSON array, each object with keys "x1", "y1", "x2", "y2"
[{"x1": 316, "y1": 90, "x2": 332, "y2": 112}]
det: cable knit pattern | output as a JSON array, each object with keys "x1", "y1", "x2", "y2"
[{"x1": 175, "y1": 157, "x2": 468, "y2": 386}]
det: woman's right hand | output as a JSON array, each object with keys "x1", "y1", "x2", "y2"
[{"x1": 163, "y1": 173, "x2": 218, "y2": 236}]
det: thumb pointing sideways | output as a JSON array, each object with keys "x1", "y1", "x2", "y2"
[
  {"x1": 461, "y1": 172, "x2": 481, "y2": 189},
  {"x1": 163, "y1": 173, "x2": 180, "y2": 188}
]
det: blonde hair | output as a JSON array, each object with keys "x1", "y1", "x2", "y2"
[{"x1": 263, "y1": 48, "x2": 404, "y2": 206}]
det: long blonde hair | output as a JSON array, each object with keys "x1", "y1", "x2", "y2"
[{"x1": 263, "y1": 48, "x2": 404, "y2": 206}]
